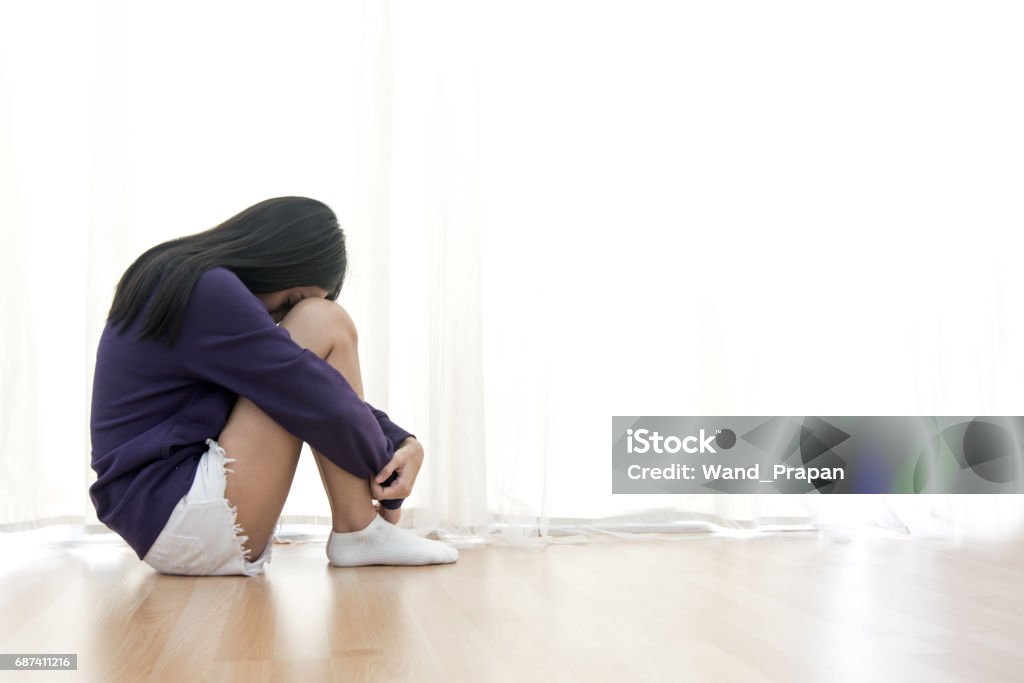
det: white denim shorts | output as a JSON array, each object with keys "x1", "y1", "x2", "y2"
[{"x1": 143, "y1": 438, "x2": 276, "y2": 577}]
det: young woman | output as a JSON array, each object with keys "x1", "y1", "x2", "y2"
[{"x1": 89, "y1": 196, "x2": 458, "y2": 576}]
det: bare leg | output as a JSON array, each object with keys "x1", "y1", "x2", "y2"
[
  {"x1": 285, "y1": 302, "x2": 454, "y2": 565},
  {"x1": 217, "y1": 297, "x2": 455, "y2": 567},
  {"x1": 217, "y1": 297, "x2": 378, "y2": 558},
  {"x1": 299, "y1": 313, "x2": 378, "y2": 534},
  {"x1": 216, "y1": 396, "x2": 302, "y2": 560},
  {"x1": 302, "y1": 308, "x2": 402, "y2": 528}
]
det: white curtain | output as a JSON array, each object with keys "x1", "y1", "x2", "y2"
[{"x1": 2, "y1": 1, "x2": 1023, "y2": 546}]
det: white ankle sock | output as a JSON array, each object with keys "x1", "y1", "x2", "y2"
[{"x1": 327, "y1": 514, "x2": 459, "y2": 567}]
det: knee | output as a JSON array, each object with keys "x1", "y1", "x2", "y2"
[{"x1": 281, "y1": 298, "x2": 358, "y2": 352}]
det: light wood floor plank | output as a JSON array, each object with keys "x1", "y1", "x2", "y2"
[{"x1": 1, "y1": 532, "x2": 1023, "y2": 682}]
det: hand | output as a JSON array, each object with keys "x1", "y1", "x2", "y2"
[{"x1": 370, "y1": 437, "x2": 424, "y2": 502}]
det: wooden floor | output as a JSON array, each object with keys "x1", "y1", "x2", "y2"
[{"x1": 2, "y1": 531, "x2": 1023, "y2": 682}]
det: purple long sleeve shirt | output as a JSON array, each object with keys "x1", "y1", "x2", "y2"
[{"x1": 89, "y1": 266, "x2": 413, "y2": 559}]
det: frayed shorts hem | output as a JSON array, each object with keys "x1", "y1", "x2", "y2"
[{"x1": 143, "y1": 438, "x2": 276, "y2": 577}]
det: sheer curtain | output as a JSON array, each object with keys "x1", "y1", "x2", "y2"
[{"x1": 2, "y1": 1, "x2": 1023, "y2": 548}]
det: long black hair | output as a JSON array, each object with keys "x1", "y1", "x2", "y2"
[{"x1": 107, "y1": 196, "x2": 346, "y2": 348}]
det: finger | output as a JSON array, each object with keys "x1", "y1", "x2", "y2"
[
  {"x1": 375, "y1": 459, "x2": 400, "y2": 485},
  {"x1": 371, "y1": 480, "x2": 405, "y2": 500},
  {"x1": 373, "y1": 476, "x2": 410, "y2": 500}
]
